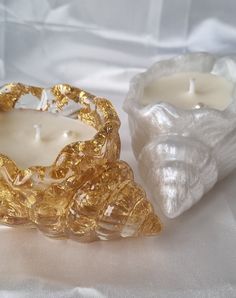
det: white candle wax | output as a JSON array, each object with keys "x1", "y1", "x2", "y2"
[
  {"x1": 142, "y1": 72, "x2": 234, "y2": 110},
  {"x1": 0, "y1": 109, "x2": 97, "y2": 169}
]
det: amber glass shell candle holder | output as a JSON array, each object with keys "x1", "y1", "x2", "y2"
[{"x1": 0, "y1": 83, "x2": 161, "y2": 242}]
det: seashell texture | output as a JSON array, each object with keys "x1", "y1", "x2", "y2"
[
  {"x1": 123, "y1": 53, "x2": 236, "y2": 218},
  {"x1": 0, "y1": 83, "x2": 162, "y2": 242}
]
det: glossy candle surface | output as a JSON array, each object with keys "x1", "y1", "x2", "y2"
[
  {"x1": 142, "y1": 72, "x2": 234, "y2": 110},
  {"x1": 0, "y1": 109, "x2": 97, "y2": 169}
]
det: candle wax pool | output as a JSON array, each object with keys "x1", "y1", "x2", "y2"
[
  {"x1": 142, "y1": 72, "x2": 234, "y2": 110},
  {"x1": 0, "y1": 109, "x2": 97, "y2": 169}
]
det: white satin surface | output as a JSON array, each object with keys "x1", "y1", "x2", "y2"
[{"x1": 0, "y1": 1, "x2": 235, "y2": 297}]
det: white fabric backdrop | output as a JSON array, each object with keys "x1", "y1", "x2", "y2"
[{"x1": 0, "y1": 0, "x2": 235, "y2": 297}]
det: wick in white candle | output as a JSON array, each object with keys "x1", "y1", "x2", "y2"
[
  {"x1": 63, "y1": 130, "x2": 78, "y2": 139},
  {"x1": 188, "y1": 78, "x2": 196, "y2": 94},
  {"x1": 33, "y1": 124, "x2": 41, "y2": 142},
  {"x1": 63, "y1": 130, "x2": 71, "y2": 138}
]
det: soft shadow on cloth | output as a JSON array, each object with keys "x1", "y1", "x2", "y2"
[{"x1": 1, "y1": 0, "x2": 236, "y2": 91}]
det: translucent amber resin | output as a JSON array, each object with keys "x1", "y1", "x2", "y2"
[{"x1": 0, "y1": 83, "x2": 161, "y2": 242}]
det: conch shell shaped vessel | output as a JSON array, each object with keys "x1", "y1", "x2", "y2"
[
  {"x1": 0, "y1": 83, "x2": 161, "y2": 242},
  {"x1": 123, "y1": 53, "x2": 236, "y2": 218}
]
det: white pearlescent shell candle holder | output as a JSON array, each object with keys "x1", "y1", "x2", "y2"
[{"x1": 123, "y1": 53, "x2": 236, "y2": 218}]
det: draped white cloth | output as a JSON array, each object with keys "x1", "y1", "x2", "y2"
[{"x1": 0, "y1": 1, "x2": 235, "y2": 297}]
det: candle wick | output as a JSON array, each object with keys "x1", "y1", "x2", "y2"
[
  {"x1": 63, "y1": 130, "x2": 78, "y2": 139},
  {"x1": 34, "y1": 124, "x2": 41, "y2": 142},
  {"x1": 63, "y1": 130, "x2": 70, "y2": 138},
  {"x1": 189, "y1": 78, "x2": 196, "y2": 94}
]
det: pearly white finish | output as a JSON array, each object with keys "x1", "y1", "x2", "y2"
[
  {"x1": 142, "y1": 72, "x2": 233, "y2": 110},
  {"x1": 0, "y1": 109, "x2": 97, "y2": 169},
  {"x1": 123, "y1": 53, "x2": 236, "y2": 218}
]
